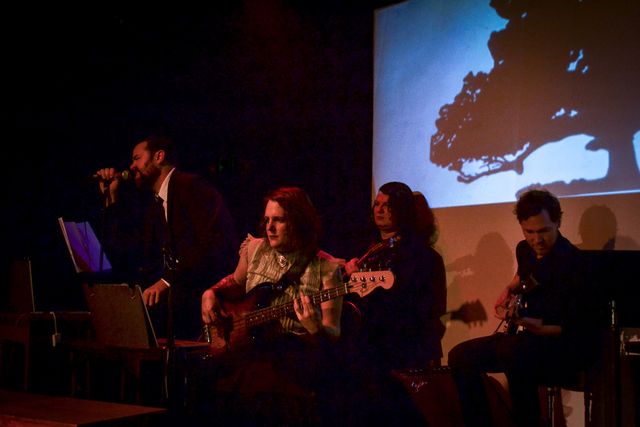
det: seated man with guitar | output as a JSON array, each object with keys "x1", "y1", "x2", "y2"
[
  {"x1": 194, "y1": 186, "x2": 346, "y2": 426},
  {"x1": 448, "y1": 189, "x2": 597, "y2": 427}
]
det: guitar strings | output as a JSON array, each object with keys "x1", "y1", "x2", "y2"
[
  {"x1": 227, "y1": 282, "x2": 353, "y2": 337},
  {"x1": 209, "y1": 272, "x2": 391, "y2": 345}
]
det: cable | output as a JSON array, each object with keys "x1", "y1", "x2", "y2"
[{"x1": 50, "y1": 311, "x2": 61, "y2": 347}]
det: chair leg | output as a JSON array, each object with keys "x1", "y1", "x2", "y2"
[
  {"x1": 546, "y1": 386, "x2": 556, "y2": 427},
  {"x1": 584, "y1": 389, "x2": 592, "y2": 427}
]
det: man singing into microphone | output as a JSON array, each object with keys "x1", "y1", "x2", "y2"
[{"x1": 94, "y1": 135, "x2": 239, "y2": 341}]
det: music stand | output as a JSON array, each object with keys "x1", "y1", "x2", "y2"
[
  {"x1": 82, "y1": 283, "x2": 157, "y2": 349},
  {"x1": 77, "y1": 284, "x2": 208, "y2": 405},
  {"x1": 77, "y1": 283, "x2": 165, "y2": 403}
]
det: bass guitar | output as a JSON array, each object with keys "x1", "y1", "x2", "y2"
[{"x1": 203, "y1": 270, "x2": 394, "y2": 355}]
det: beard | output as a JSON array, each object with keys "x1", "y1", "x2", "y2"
[{"x1": 136, "y1": 163, "x2": 162, "y2": 189}]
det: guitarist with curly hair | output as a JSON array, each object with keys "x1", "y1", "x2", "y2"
[{"x1": 448, "y1": 189, "x2": 598, "y2": 427}]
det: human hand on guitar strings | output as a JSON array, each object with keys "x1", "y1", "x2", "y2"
[
  {"x1": 493, "y1": 274, "x2": 562, "y2": 336},
  {"x1": 293, "y1": 290, "x2": 323, "y2": 334},
  {"x1": 494, "y1": 274, "x2": 521, "y2": 319},
  {"x1": 201, "y1": 288, "x2": 229, "y2": 325}
]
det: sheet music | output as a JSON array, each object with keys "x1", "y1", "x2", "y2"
[{"x1": 58, "y1": 217, "x2": 112, "y2": 273}]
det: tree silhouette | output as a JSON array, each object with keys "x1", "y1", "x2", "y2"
[{"x1": 430, "y1": 0, "x2": 640, "y2": 195}]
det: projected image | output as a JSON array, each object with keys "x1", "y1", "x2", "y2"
[{"x1": 374, "y1": 0, "x2": 640, "y2": 208}]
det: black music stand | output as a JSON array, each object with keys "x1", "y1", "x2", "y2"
[
  {"x1": 77, "y1": 283, "x2": 166, "y2": 404},
  {"x1": 82, "y1": 283, "x2": 157, "y2": 349}
]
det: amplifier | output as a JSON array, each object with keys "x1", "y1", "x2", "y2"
[{"x1": 393, "y1": 366, "x2": 514, "y2": 427}]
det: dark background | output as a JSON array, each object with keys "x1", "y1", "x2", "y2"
[{"x1": 4, "y1": 2, "x2": 400, "y2": 311}]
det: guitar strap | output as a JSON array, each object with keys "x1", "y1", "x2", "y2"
[{"x1": 276, "y1": 255, "x2": 312, "y2": 292}]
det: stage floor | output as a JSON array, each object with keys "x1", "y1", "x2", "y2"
[{"x1": 0, "y1": 389, "x2": 167, "y2": 427}]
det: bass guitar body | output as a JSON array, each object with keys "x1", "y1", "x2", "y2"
[{"x1": 206, "y1": 283, "x2": 282, "y2": 356}]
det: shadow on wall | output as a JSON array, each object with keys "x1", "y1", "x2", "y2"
[
  {"x1": 445, "y1": 231, "x2": 514, "y2": 327},
  {"x1": 576, "y1": 204, "x2": 639, "y2": 250},
  {"x1": 431, "y1": 0, "x2": 640, "y2": 197}
]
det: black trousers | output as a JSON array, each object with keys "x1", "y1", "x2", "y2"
[
  {"x1": 185, "y1": 336, "x2": 347, "y2": 427},
  {"x1": 448, "y1": 332, "x2": 571, "y2": 427}
]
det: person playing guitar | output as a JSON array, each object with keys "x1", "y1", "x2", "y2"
[
  {"x1": 340, "y1": 182, "x2": 447, "y2": 426},
  {"x1": 194, "y1": 187, "x2": 346, "y2": 426},
  {"x1": 448, "y1": 189, "x2": 598, "y2": 427},
  {"x1": 494, "y1": 272, "x2": 542, "y2": 335}
]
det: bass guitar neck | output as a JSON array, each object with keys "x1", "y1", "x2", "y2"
[{"x1": 204, "y1": 270, "x2": 394, "y2": 355}]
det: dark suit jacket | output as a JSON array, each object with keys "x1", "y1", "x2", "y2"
[
  {"x1": 164, "y1": 171, "x2": 238, "y2": 290},
  {"x1": 105, "y1": 170, "x2": 239, "y2": 340}
]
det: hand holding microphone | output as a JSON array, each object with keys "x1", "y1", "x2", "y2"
[
  {"x1": 93, "y1": 168, "x2": 131, "y2": 206},
  {"x1": 92, "y1": 169, "x2": 131, "y2": 181}
]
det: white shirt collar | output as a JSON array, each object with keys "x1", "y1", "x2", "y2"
[{"x1": 157, "y1": 167, "x2": 176, "y2": 202}]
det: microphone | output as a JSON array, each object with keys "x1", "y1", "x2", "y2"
[{"x1": 91, "y1": 170, "x2": 131, "y2": 181}]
